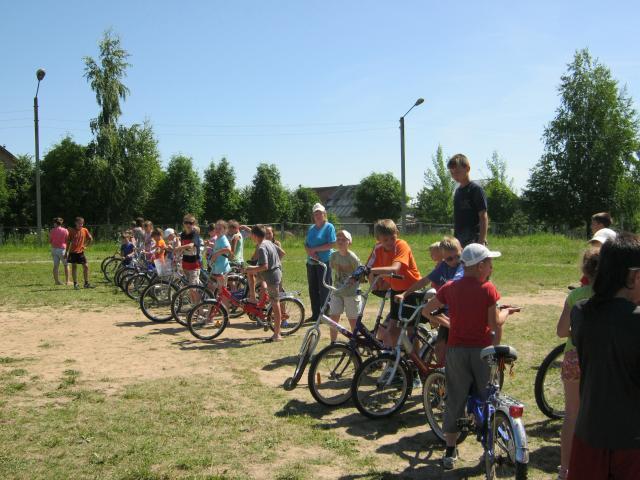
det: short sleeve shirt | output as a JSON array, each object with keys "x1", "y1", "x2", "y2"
[
  {"x1": 305, "y1": 222, "x2": 337, "y2": 264},
  {"x1": 154, "y1": 238, "x2": 166, "y2": 261},
  {"x1": 121, "y1": 242, "x2": 134, "y2": 265},
  {"x1": 436, "y1": 276, "x2": 500, "y2": 347},
  {"x1": 49, "y1": 226, "x2": 69, "y2": 249},
  {"x1": 230, "y1": 233, "x2": 244, "y2": 263},
  {"x1": 427, "y1": 261, "x2": 464, "y2": 289},
  {"x1": 330, "y1": 250, "x2": 361, "y2": 297},
  {"x1": 68, "y1": 227, "x2": 90, "y2": 254},
  {"x1": 256, "y1": 240, "x2": 282, "y2": 285},
  {"x1": 213, "y1": 235, "x2": 231, "y2": 275},
  {"x1": 367, "y1": 239, "x2": 422, "y2": 292},
  {"x1": 563, "y1": 285, "x2": 593, "y2": 353},
  {"x1": 180, "y1": 231, "x2": 201, "y2": 271},
  {"x1": 454, "y1": 181, "x2": 488, "y2": 247}
]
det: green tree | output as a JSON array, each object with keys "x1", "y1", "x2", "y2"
[
  {"x1": 288, "y1": 186, "x2": 320, "y2": 224},
  {"x1": 0, "y1": 163, "x2": 8, "y2": 221},
  {"x1": 524, "y1": 48, "x2": 640, "y2": 234},
  {"x1": 2, "y1": 155, "x2": 34, "y2": 227},
  {"x1": 354, "y1": 172, "x2": 402, "y2": 223},
  {"x1": 84, "y1": 29, "x2": 132, "y2": 224},
  {"x1": 414, "y1": 145, "x2": 455, "y2": 224},
  {"x1": 148, "y1": 155, "x2": 203, "y2": 225},
  {"x1": 483, "y1": 151, "x2": 520, "y2": 225},
  {"x1": 247, "y1": 164, "x2": 290, "y2": 224},
  {"x1": 202, "y1": 158, "x2": 240, "y2": 223}
]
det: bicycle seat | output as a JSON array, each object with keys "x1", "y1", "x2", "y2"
[{"x1": 480, "y1": 345, "x2": 518, "y2": 363}]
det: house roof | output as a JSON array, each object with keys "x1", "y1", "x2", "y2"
[
  {"x1": 311, "y1": 184, "x2": 359, "y2": 219},
  {"x1": 0, "y1": 145, "x2": 17, "y2": 170}
]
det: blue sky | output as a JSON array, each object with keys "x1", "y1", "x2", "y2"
[{"x1": 2, "y1": 1, "x2": 639, "y2": 197}]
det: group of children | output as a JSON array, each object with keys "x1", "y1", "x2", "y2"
[{"x1": 49, "y1": 216, "x2": 94, "y2": 290}]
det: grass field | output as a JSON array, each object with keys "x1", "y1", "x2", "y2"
[{"x1": 0, "y1": 234, "x2": 585, "y2": 479}]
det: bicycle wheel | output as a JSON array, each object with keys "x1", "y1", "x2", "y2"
[
  {"x1": 171, "y1": 285, "x2": 214, "y2": 327},
  {"x1": 308, "y1": 342, "x2": 361, "y2": 406},
  {"x1": 187, "y1": 300, "x2": 229, "y2": 340},
  {"x1": 139, "y1": 280, "x2": 179, "y2": 322},
  {"x1": 113, "y1": 264, "x2": 127, "y2": 288},
  {"x1": 351, "y1": 353, "x2": 411, "y2": 419},
  {"x1": 100, "y1": 255, "x2": 114, "y2": 274},
  {"x1": 284, "y1": 327, "x2": 320, "y2": 390},
  {"x1": 486, "y1": 411, "x2": 528, "y2": 480},
  {"x1": 125, "y1": 273, "x2": 150, "y2": 301},
  {"x1": 268, "y1": 297, "x2": 305, "y2": 336},
  {"x1": 226, "y1": 274, "x2": 248, "y2": 319},
  {"x1": 534, "y1": 344, "x2": 565, "y2": 419},
  {"x1": 422, "y1": 369, "x2": 468, "y2": 444},
  {"x1": 103, "y1": 257, "x2": 121, "y2": 283},
  {"x1": 118, "y1": 267, "x2": 137, "y2": 292}
]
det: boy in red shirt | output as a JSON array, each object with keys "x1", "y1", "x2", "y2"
[
  {"x1": 65, "y1": 217, "x2": 94, "y2": 290},
  {"x1": 422, "y1": 243, "x2": 519, "y2": 470},
  {"x1": 366, "y1": 219, "x2": 422, "y2": 346}
]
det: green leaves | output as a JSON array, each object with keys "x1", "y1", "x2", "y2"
[{"x1": 354, "y1": 172, "x2": 402, "y2": 223}]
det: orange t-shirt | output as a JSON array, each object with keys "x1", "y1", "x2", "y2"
[
  {"x1": 367, "y1": 239, "x2": 421, "y2": 291},
  {"x1": 154, "y1": 238, "x2": 166, "y2": 261},
  {"x1": 68, "y1": 227, "x2": 90, "y2": 254}
]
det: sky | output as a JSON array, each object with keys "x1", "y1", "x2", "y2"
[{"x1": 2, "y1": 1, "x2": 639, "y2": 197}]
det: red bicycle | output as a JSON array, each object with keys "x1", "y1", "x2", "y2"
[{"x1": 186, "y1": 284, "x2": 305, "y2": 341}]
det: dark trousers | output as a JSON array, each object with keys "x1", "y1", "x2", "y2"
[{"x1": 306, "y1": 263, "x2": 332, "y2": 319}]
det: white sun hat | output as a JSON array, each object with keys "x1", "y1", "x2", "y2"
[{"x1": 461, "y1": 243, "x2": 501, "y2": 267}]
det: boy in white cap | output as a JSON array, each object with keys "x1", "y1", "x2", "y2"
[
  {"x1": 589, "y1": 212, "x2": 616, "y2": 246},
  {"x1": 328, "y1": 230, "x2": 361, "y2": 342},
  {"x1": 421, "y1": 243, "x2": 519, "y2": 471}
]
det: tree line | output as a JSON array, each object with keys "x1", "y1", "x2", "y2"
[{"x1": 0, "y1": 33, "x2": 637, "y2": 236}]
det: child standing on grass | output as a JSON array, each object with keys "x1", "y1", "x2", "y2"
[
  {"x1": 132, "y1": 217, "x2": 145, "y2": 249},
  {"x1": 65, "y1": 217, "x2": 94, "y2": 290},
  {"x1": 49, "y1": 217, "x2": 69, "y2": 285},
  {"x1": 328, "y1": 230, "x2": 361, "y2": 342},
  {"x1": 174, "y1": 214, "x2": 202, "y2": 285},
  {"x1": 209, "y1": 220, "x2": 232, "y2": 290},
  {"x1": 243, "y1": 224, "x2": 283, "y2": 342},
  {"x1": 227, "y1": 220, "x2": 244, "y2": 264},
  {"x1": 150, "y1": 228, "x2": 166, "y2": 262},
  {"x1": 421, "y1": 243, "x2": 519, "y2": 470},
  {"x1": 120, "y1": 232, "x2": 135, "y2": 267},
  {"x1": 164, "y1": 228, "x2": 179, "y2": 263},
  {"x1": 205, "y1": 223, "x2": 218, "y2": 272},
  {"x1": 143, "y1": 221, "x2": 155, "y2": 261}
]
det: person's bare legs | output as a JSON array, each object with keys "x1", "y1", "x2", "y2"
[
  {"x1": 271, "y1": 295, "x2": 282, "y2": 339},
  {"x1": 329, "y1": 314, "x2": 341, "y2": 342},
  {"x1": 559, "y1": 379, "x2": 580, "y2": 479},
  {"x1": 247, "y1": 273, "x2": 257, "y2": 302},
  {"x1": 53, "y1": 259, "x2": 61, "y2": 285},
  {"x1": 82, "y1": 263, "x2": 90, "y2": 285},
  {"x1": 71, "y1": 264, "x2": 79, "y2": 285},
  {"x1": 63, "y1": 261, "x2": 70, "y2": 285}
]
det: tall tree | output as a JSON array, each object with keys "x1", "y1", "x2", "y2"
[
  {"x1": 414, "y1": 145, "x2": 455, "y2": 224},
  {"x1": 148, "y1": 155, "x2": 203, "y2": 225},
  {"x1": 2, "y1": 155, "x2": 34, "y2": 227},
  {"x1": 289, "y1": 186, "x2": 320, "y2": 224},
  {"x1": 524, "y1": 48, "x2": 640, "y2": 234},
  {"x1": 483, "y1": 151, "x2": 520, "y2": 225},
  {"x1": 0, "y1": 163, "x2": 8, "y2": 222},
  {"x1": 247, "y1": 164, "x2": 290, "y2": 224},
  {"x1": 202, "y1": 158, "x2": 240, "y2": 223},
  {"x1": 83, "y1": 29, "x2": 131, "y2": 224},
  {"x1": 354, "y1": 172, "x2": 403, "y2": 223}
]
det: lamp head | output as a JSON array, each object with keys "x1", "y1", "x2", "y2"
[
  {"x1": 415, "y1": 98, "x2": 424, "y2": 106},
  {"x1": 36, "y1": 69, "x2": 46, "y2": 81}
]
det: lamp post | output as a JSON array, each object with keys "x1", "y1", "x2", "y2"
[
  {"x1": 399, "y1": 97, "x2": 424, "y2": 232},
  {"x1": 34, "y1": 68, "x2": 45, "y2": 244}
]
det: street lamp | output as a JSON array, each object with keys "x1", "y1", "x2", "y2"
[
  {"x1": 34, "y1": 68, "x2": 45, "y2": 244},
  {"x1": 399, "y1": 97, "x2": 424, "y2": 231}
]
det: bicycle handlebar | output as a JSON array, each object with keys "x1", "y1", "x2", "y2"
[{"x1": 308, "y1": 258, "x2": 403, "y2": 294}]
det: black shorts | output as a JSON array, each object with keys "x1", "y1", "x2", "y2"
[
  {"x1": 390, "y1": 290, "x2": 423, "y2": 321},
  {"x1": 67, "y1": 252, "x2": 87, "y2": 265}
]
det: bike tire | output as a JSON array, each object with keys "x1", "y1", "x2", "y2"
[
  {"x1": 139, "y1": 280, "x2": 180, "y2": 323},
  {"x1": 308, "y1": 342, "x2": 362, "y2": 406},
  {"x1": 351, "y1": 353, "x2": 411, "y2": 419},
  {"x1": 226, "y1": 274, "x2": 248, "y2": 319},
  {"x1": 534, "y1": 344, "x2": 566, "y2": 419},
  {"x1": 268, "y1": 297, "x2": 305, "y2": 336},
  {"x1": 171, "y1": 284, "x2": 214, "y2": 327},
  {"x1": 100, "y1": 255, "x2": 115, "y2": 275},
  {"x1": 103, "y1": 257, "x2": 121, "y2": 283},
  {"x1": 187, "y1": 299, "x2": 229, "y2": 341},
  {"x1": 422, "y1": 369, "x2": 468, "y2": 444},
  {"x1": 125, "y1": 273, "x2": 150, "y2": 301},
  {"x1": 486, "y1": 411, "x2": 528, "y2": 480},
  {"x1": 284, "y1": 328, "x2": 320, "y2": 390}
]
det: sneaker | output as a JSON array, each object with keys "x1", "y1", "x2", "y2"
[
  {"x1": 412, "y1": 375, "x2": 422, "y2": 390},
  {"x1": 442, "y1": 450, "x2": 458, "y2": 470},
  {"x1": 84, "y1": 283, "x2": 95, "y2": 289},
  {"x1": 73, "y1": 283, "x2": 80, "y2": 290}
]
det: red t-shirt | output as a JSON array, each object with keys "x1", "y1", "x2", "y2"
[
  {"x1": 367, "y1": 239, "x2": 421, "y2": 291},
  {"x1": 436, "y1": 276, "x2": 500, "y2": 347}
]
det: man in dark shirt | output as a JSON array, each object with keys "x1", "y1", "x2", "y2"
[{"x1": 448, "y1": 154, "x2": 488, "y2": 247}]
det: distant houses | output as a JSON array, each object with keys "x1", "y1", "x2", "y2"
[
  {"x1": 0, "y1": 145, "x2": 17, "y2": 171},
  {"x1": 310, "y1": 184, "x2": 371, "y2": 234}
]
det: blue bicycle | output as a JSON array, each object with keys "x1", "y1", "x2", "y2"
[{"x1": 423, "y1": 345, "x2": 529, "y2": 479}]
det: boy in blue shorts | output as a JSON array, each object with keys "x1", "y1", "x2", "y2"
[{"x1": 422, "y1": 243, "x2": 519, "y2": 470}]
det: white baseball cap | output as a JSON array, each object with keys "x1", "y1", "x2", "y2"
[
  {"x1": 312, "y1": 203, "x2": 326, "y2": 213},
  {"x1": 461, "y1": 243, "x2": 501, "y2": 266},
  {"x1": 590, "y1": 228, "x2": 616, "y2": 245},
  {"x1": 163, "y1": 228, "x2": 175, "y2": 238},
  {"x1": 338, "y1": 230, "x2": 352, "y2": 243}
]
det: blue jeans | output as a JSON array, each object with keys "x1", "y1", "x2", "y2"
[{"x1": 306, "y1": 263, "x2": 332, "y2": 320}]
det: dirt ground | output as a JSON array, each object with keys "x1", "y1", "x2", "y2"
[{"x1": 0, "y1": 290, "x2": 566, "y2": 479}]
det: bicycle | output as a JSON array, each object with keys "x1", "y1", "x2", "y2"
[
  {"x1": 534, "y1": 343, "x2": 566, "y2": 419},
  {"x1": 350, "y1": 295, "x2": 440, "y2": 418},
  {"x1": 186, "y1": 283, "x2": 305, "y2": 341},
  {"x1": 423, "y1": 345, "x2": 529, "y2": 480},
  {"x1": 283, "y1": 261, "x2": 389, "y2": 395}
]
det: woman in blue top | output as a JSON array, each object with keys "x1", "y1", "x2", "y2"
[{"x1": 305, "y1": 203, "x2": 337, "y2": 321}]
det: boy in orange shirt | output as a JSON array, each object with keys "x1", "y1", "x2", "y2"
[
  {"x1": 66, "y1": 217, "x2": 94, "y2": 290},
  {"x1": 366, "y1": 219, "x2": 422, "y2": 346}
]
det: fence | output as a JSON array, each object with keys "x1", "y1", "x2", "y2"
[{"x1": 0, "y1": 220, "x2": 589, "y2": 245}]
